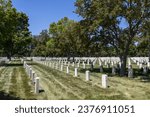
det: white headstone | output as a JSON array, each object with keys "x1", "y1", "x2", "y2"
[
  {"x1": 35, "y1": 77, "x2": 39, "y2": 94},
  {"x1": 77, "y1": 62, "x2": 80, "y2": 67},
  {"x1": 29, "y1": 67, "x2": 32, "y2": 78},
  {"x1": 112, "y1": 66, "x2": 116, "y2": 75},
  {"x1": 86, "y1": 70, "x2": 90, "y2": 81},
  {"x1": 60, "y1": 64, "x2": 63, "y2": 71},
  {"x1": 102, "y1": 74, "x2": 108, "y2": 88},
  {"x1": 128, "y1": 65, "x2": 133, "y2": 78},
  {"x1": 139, "y1": 63, "x2": 143, "y2": 69},
  {"x1": 100, "y1": 65, "x2": 103, "y2": 73},
  {"x1": 32, "y1": 71, "x2": 35, "y2": 84},
  {"x1": 107, "y1": 63, "x2": 110, "y2": 68},
  {"x1": 147, "y1": 62, "x2": 150, "y2": 68},
  {"x1": 128, "y1": 58, "x2": 131, "y2": 65},
  {"x1": 72, "y1": 62, "x2": 75, "y2": 67},
  {"x1": 74, "y1": 68, "x2": 78, "y2": 77},
  {"x1": 143, "y1": 66, "x2": 148, "y2": 74},
  {"x1": 66, "y1": 66, "x2": 69, "y2": 74},
  {"x1": 87, "y1": 59, "x2": 90, "y2": 65},
  {"x1": 111, "y1": 61, "x2": 114, "y2": 66},
  {"x1": 83, "y1": 63, "x2": 86, "y2": 69}
]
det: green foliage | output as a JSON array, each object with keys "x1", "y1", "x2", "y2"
[
  {"x1": 0, "y1": 0, "x2": 31, "y2": 58},
  {"x1": 48, "y1": 17, "x2": 90, "y2": 57},
  {"x1": 75, "y1": 0, "x2": 150, "y2": 75},
  {"x1": 31, "y1": 30, "x2": 50, "y2": 57}
]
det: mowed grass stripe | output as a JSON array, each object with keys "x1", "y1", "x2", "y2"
[
  {"x1": 31, "y1": 63, "x2": 126, "y2": 99},
  {"x1": 1, "y1": 61, "x2": 36, "y2": 100},
  {"x1": 9, "y1": 67, "x2": 18, "y2": 96},
  {"x1": 19, "y1": 67, "x2": 35, "y2": 99},
  {"x1": 0, "y1": 67, "x2": 5, "y2": 77},
  {"x1": 0, "y1": 67, "x2": 10, "y2": 89},
  {"x1": 32, "y1": 65, "x2": 81, "y2": 99}
]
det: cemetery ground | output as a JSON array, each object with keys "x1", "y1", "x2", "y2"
[{"x1": 0, "y1": 59, "x2": 150, "y2": 100}]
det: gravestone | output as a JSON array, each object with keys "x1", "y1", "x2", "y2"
[
  {"x1": 100, "y1": 65, "x2": 103, "y2": 73},
  {"x1": 29, "y1": 68, "x2": 32, "y2": 78},
  {"x1": 32, "y1": 71, "x2": 35, "y2": 84},
  {"x1": 139, "y1": 63, "x2": 143, "y2": 69},
  {"x1": 35, "y1": 77, "x2": 39, "y2": 94},
  {"x1": 107, "y1": 63, "x2": 110, "y2": 68},
  {"x1": 66, "y1": 66, "x2": 69, "y2": 74},
  {"x1": 86, "y1": 70, "x2": 90, "y2": 81},
  {"x1": 87, "y1": 59, "x2": 90, "y2": 65},
  {"x1": 147, "y1": 62, "x2": 150, "y2": 68},
  {"x1": 128, "y1": 65, "x2": 133, "y2": 78},
  {"x1": 77, "y1": 62, "x2": 80, "y2": 67},
  {"x1": 90, "y1": 62, "x2": 94, "y2": 71},
  {"x1": 128, "y1": 58, "x2": 131, "y2": 66},
  {"x1": 111, "y1": 61, "x2": 114, "y2": 66},
  {"x1": 74, "y1": 68, "x2": 78, "y2": 77},
  {"x1": 112, "y1": 66, "x2": 116, "y2": 75},
  {"x1": 60, "y1": 64, "x2": 63, "y2": 71},
  {"x1": 143, "y1": 66, "x2": 148, "y2": 74},
  {"x1": 83, "y1": 63, "x2": 86, "y2": 69},
  {"x1": 102, "y1": 74, "x2": 108, "y2": 88}
]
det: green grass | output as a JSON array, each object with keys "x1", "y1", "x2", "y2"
[
  {"x1": 0, "y1": 60, "x2": 150, "y2": 100},
  {"x1": 0, "y1": 61, "x2": 35, "y2": 100}
]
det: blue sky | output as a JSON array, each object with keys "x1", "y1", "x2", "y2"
[{"x1": 12, "y1": 0, "x2": 81, "y2": 35}]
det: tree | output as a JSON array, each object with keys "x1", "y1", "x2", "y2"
[
  {"x1": 0, "y1": 0, "x2": 31, "y2": 59},
  {"x1": 142, "y1": 18, "x2": 150, "y2": 60},
  {"x1": 75, "y1": 0, "x2": 150, "y2": 76},
  {"x1": 46, "y1": 39, "x2": 56, "y2": 56},
  {"x1": 49, "y1": 17, "x2": 89, "y2": 58},
  {"x1": 31, "y1": 29, "x2": 50, "y2": 57}
]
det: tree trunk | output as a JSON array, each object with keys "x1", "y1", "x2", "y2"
[
  {"x1": 7, "y1": 53, "x2": 11, "y2": 61},
  {"x1": 148, "y1": 38, "x2": 150, "y2": 62},
  {"x1": 149, "y1": 50, "x2": 150, "y2": 62},
  {"x1": 120, "y1": 55, "x2": 127, "y2": 76}
]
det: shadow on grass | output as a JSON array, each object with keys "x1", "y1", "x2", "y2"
[
  {"x1": 39, "y1": 89, "x2": 45, "y2": 93},
  {"x1": 6, "y1": 63, "x2": 23, "y2": 67},
  {"x1": 27, "y1": 63, "x2": 37, "y2": 66},
  {"x1": 0, "y1": 91, "x2": 21, "y2": 100}
]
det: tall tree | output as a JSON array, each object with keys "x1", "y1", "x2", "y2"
[
  {"x1": 75, "y1": 0, "x2": 150, "y2": 76},
  {"x1": 0, "y1": 0, "x2": 31, "y2": 59},
  {"x1": 49, "y1": 17, "x2": 89, "y2": 58},
  {"x1": 31, "y1": 30, "x2": 50, "y2": 57}
]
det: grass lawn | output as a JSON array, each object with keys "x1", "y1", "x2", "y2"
[{"x1": 0, "y1": 60, "x2": 150, "y2": 100}]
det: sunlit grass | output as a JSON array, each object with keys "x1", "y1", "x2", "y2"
[{"x1": 0, "y1": 60, "x2": 150, "y2": 100}]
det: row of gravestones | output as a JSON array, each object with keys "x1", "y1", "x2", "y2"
[
  {"x1": 23, "y1": 61, "x2": 40, "y2": 94},
  {"x1": 32, "y1": 57, "x2": 150, "y2": 78},
  {"x1": 130, "y1": 57, "x2": 150, "y2": 75},
  {"x1": 33, "y1": 57, "x2": 148, "y2": 63},
  {"x1": 0, "y1": 57, "x2": 10, "y2": 66},
  {"x1": 131, "y1": 57, "x2": 150, "y2": 68},
  {"x1": 33, "y1": 59, "x2": 109, "y2": 89},
  {"x1": 33, "y1": 58, "x2": 114, "y2": 76},
  {"x1": 33, "y1": 57, "x2": 131, "y2": 77}
]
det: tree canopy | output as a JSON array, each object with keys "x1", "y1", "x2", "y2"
[
  {"x1": 0, "y1": 0, "x2": 31, "y2": 59},
  {"x1": 74, "y1": 0, "x2": 150, "y2": 75}
]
